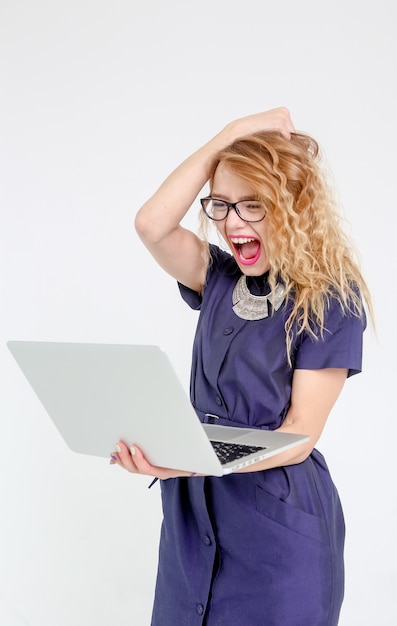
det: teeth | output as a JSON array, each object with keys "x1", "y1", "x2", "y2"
[{"x1": 230, "y1": 237, "x2": 255, "y2": 244}]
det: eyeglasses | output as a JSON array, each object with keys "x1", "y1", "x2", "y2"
[{"x1": 200, "y1": 196, "x2": 267, "y2": 222}]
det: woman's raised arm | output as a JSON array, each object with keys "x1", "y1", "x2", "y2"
[{"x1": 134, "y1": 107, "x2": 295, "y2": 292}]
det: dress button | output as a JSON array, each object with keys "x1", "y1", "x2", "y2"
[
  {"x1": 196, "y1": 604, "x2": 204, "y2": 615},
  {"x1": 203, "y1": 535, "x2": 212, "y2": 546},
  {"x1": 215, "y1": 396, "x2": 222, "y2": 406},
  {"x1": 223, "y1": 327, "x2": 234, "y2": 335}
]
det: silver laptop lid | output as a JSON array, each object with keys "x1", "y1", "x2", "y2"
[{"x1": 7, "y1": 341, "x2": 224, "y2": 474}]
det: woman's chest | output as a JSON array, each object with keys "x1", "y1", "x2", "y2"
[{"x1": 191, "y1": 281, "x2": 295, "y2": 428}]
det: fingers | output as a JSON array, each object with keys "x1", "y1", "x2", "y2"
[
  {"x1": 110, "y1": 441, "x2": 168, "y2": 478},
  {"x1": 231, "y1": 106, "x2": 295, "y2": 141},
  {"x1": 257, "y1": 106, "x2": 296, "y2": 139},
  {"x1": 110, "y1": 441, "x2": 150, "y2": 474},
  {"x1": 270, "y1": 106, "x2": 296, "y2": 138},
  {"x1": 109, "y1": 441, "x2": 199, "y2": 479}
]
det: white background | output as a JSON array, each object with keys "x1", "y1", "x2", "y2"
[{"x1": 1, "y1": 1, "x2": 396, "y2": 624}]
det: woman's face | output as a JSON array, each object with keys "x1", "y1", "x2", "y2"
[{"x1": 212, "y1": 162, "x2": 271, "y2": 276}]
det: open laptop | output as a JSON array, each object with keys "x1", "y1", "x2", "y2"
[{"x1": 7, "y1": 341, "x2": 309, "y2": 476}]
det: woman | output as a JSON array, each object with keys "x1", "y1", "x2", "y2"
[{"x1": 111, "y1": 108, "x2": 372, "y2": 625}]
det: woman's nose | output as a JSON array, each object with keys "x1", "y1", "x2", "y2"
[{"x1": 225, "y1": 206, "x2": 246, "y2": 227}]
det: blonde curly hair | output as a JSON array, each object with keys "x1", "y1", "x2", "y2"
[{"x1": 200, "y1": 131, "x2": 373, "y2": 358}]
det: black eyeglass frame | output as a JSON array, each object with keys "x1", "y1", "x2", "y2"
[{"x1": 200, "y1": 196, "x2": 267, "y2": 223}]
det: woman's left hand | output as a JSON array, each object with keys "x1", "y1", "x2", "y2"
[{"x1": 110, "y1": 440, "x2": 195, "y2": 479}]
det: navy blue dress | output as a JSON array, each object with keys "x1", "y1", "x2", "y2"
[{"x1": 151, "y1": 245, "x2": 365, "y2": 626}]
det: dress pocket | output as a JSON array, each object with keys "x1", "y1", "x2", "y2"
[{"x1": 255, "y1": 484, "x2": 328, "y2": 544}]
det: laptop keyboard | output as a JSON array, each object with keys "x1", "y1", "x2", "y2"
[{"x1": 210, "y1": 440, "x2": 267, "y2": 465}]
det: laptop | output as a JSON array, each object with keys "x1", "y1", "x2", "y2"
[{"x1": 7, "y1": 341, "x2": 309, "y2": 476}]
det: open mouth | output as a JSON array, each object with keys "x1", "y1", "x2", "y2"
[{"x1": 229, "y1": 236, "x2": 261, "y2": 266}]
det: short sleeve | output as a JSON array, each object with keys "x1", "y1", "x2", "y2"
[
  {"x1": 178, "y1": 244, "x2": 234, "y2": 311},
  {"x1": 178, "y1": 282, "x2": 203, "y2": 310},
  {"x1": 294, "y1": 299, "x2": 366, "y2": 378}
]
